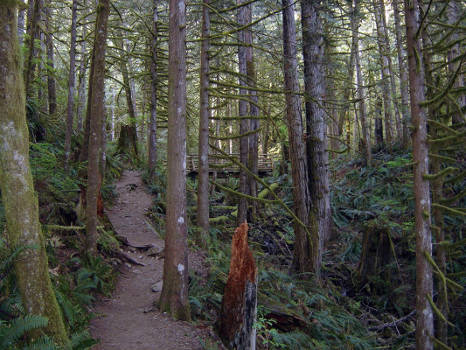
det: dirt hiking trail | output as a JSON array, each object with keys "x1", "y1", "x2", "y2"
[{"x1": 89, "y1": 170, "x2": 207, "y2": 350}]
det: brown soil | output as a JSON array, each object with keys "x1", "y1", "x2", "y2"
[{"x1": 89, "y1": 170, "x2": 208, "y2": 350}]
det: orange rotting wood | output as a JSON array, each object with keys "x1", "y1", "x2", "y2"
[{"x1": 219, "y1": 222, "x2": 257, "y2": 349}]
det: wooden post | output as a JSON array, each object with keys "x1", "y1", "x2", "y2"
[{"x1": 219, "y1": 222, "x2": 257, "y2": 350}]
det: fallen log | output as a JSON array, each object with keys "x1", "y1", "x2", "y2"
[
  {"x1": 114, "y1": 250, "x2": 145, "y2": 266},
  {"x1": 218, "y1": 222, "x2": 257, "y2": 350},
  {"x1": 115, "y1": 235, "x2": 155, "y2": 251}
]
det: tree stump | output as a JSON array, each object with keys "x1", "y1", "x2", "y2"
[
  {"x1": 218, "y1": 222, "x2": 257, "y2": 350},
  {"x1": 358, "y1": 220, "x2": 392, "y2": 285}
]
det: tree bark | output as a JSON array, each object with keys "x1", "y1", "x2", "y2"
[
  {"x1": 148, "y1": 0, "x2": 159, "y2": 176},
  {"x1": 0, "y1": 3, "x2": 69, "y2": 345},
  {"x1": 404, "y1": 0, "x2": 434, "y2": 348},
  {"x1": 301, "y1": 0, "x2": 331, "y2": 276},
  {"x1": 236, "y1": 0, "x2": 250, "y2": 225},
  {"x1": 85, "y1": 0, "x2": 110, "y2": 254},
  {"x1": 282, "y1": 0, "x2": 312, "y2": 274},
  {"x1": 392, "y1": 0, "x2": 410, "y2": 147},
  {"x1": 64, "y1": 0, "x2": 78, "y2": 168},
  {"x1": 197, "y1": 0, "x2": 210, "y2": 246},
  {"x1": 159, "y1": 0, "x2": 191, "y2": 321}
]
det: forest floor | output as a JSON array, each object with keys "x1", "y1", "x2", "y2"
[{"x1": 89, "y1": 170, "x2": 209, "y2": 350}]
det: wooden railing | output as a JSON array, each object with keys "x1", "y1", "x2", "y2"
[{"x1": 186, "y1": 153, "x2": 274, "y2": 173}]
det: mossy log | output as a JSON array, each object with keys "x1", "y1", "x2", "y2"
[
  {"x1": 257, "y1": 182, "x2": 279, "y2": 200},
  {"x1": 209, "y1": 215, "x2": 229, "y2": 224},
  {"x1": 218, "y1": 222, "x2": 257, "y2": 350}
]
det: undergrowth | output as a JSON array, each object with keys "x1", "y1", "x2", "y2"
[
  {"x1": 186, "y1": 149, "x2": 464, "y2": 349},
  {"x1": 0, "y1": 139, "x2": 125, "y2": 349}
]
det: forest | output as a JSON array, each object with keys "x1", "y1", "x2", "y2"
[{"x1": 0, "y1": 0, "x2": 464, "y2": 349}]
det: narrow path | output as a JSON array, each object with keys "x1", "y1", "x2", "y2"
[{"x1": 89, "y1": 170, "x2": 204, "y2": 350}]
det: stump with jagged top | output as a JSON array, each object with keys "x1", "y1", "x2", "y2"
[{"x1": 218, "y1": 222, "x2": 257, "y2": 350}]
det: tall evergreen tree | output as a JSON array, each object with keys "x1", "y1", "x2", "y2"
[
  {"x1": 0, "y1": 2, "x2": 69, "y2": 345},
  {"x1": 159, "y1": 0, "x2": 191, "y2": 321}
]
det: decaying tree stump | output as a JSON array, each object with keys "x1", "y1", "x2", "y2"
[
  {"x1": 358, "y1": 220, "x2": 392, "y2": 284},
  {"x1": 218, "y1": 222, "x2": 258, "y2": 350}
]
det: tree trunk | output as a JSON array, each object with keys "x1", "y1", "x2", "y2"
[
  {"x1": 219, "y1": 223, "x2": 257, "y2": 350},
  {"x1": 77, "y1": 1, "x2": 88, "y2": 133},
  {"x1": 18, "y1": 8, "x2": 25, "y2": 45},
  {"x1": 353, "y1": 0, "x2": 372, "y2": 166},
  {"x1": 159, "y1": 0, "x2": 191, "y2": 321},
  {"x1": 282, "y1": 0, "x2": 312, "y2": 274},
  {"x1": 447, "y1": 0, "x2": 465, "y2": 126},
  {"x1": 24, "y1": 0, "x2": 42, "y2": 101},
  {"x1": 404, "y1": 0, "x2": 434, "y2": 348},
  {"x1": 85, "y1": 0, "x2": 110, "y2": 254},
  {"x1": 79, "y1": 24, "x2": 95, "y2": 164},
  {"x1": 338, "y1": 2, "x2": 357, "y2": 143},
  {"x1": 375, "y1": 97, "x2": 384, "y2": 145},
  {"x1": 148, "y1": 0, "x2": 158, "y2": 176},
  {"x1": 117, "y1": 36, "x2": 139, "y2": 159},
  {"x1": 44, "y1": 2, "x2": 56, "y2": 115},
  {"x1": 392, "y1": 0, "x2": 410, "y2": 147},
  {"x1": 245, "y1": 3, "x2": 259, "y2": 219},
  {"x1": 197, "y1": 0, "x2": 210, "y2": 246},
  {"x1": 378, "y1": 0, "x2": 402, "y2": 141},
  {"x1": 64, "y1": 0, "x2": 78, "y2": 168},
  {"x1": 301, "y1": 0, "x2": 331, "y2": 276},
  {"x1": 373, "y1": 0, "x2": 394, "y2": 145},
  {"x1": 0, "y1": 4, "x2": 69, "y2": 345},
  {"x1": 236, "y1": 0, "x2": 250, "y2": 225}
]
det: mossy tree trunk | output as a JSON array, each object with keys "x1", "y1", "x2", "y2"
[
  {"x1": 159, "y1": 0, "x2": 191, "y2": 321},
  {"x1": 405, "y1": 0, "x2": 434, "y2": 348},
  {"x1": 0, "y1": 3, "x2": 69, "y2": 346},
  {"x1": 85, "y1": 0, "x2": 110, "y2": 254}
]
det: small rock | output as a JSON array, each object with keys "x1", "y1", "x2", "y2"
[
  {"x1": 143, "y1": 305, "x2": 154, "y2": 313},
  {"x1": 125, "y1": 263, "x2": 132, "y2": 268},
  {"x1": 151, "y1": 280, "x2": 163, "y2": 292}
]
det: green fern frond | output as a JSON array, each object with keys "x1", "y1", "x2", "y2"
[{"x1": 0, "y1": 315, "x2": 49, "y2": 349}]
